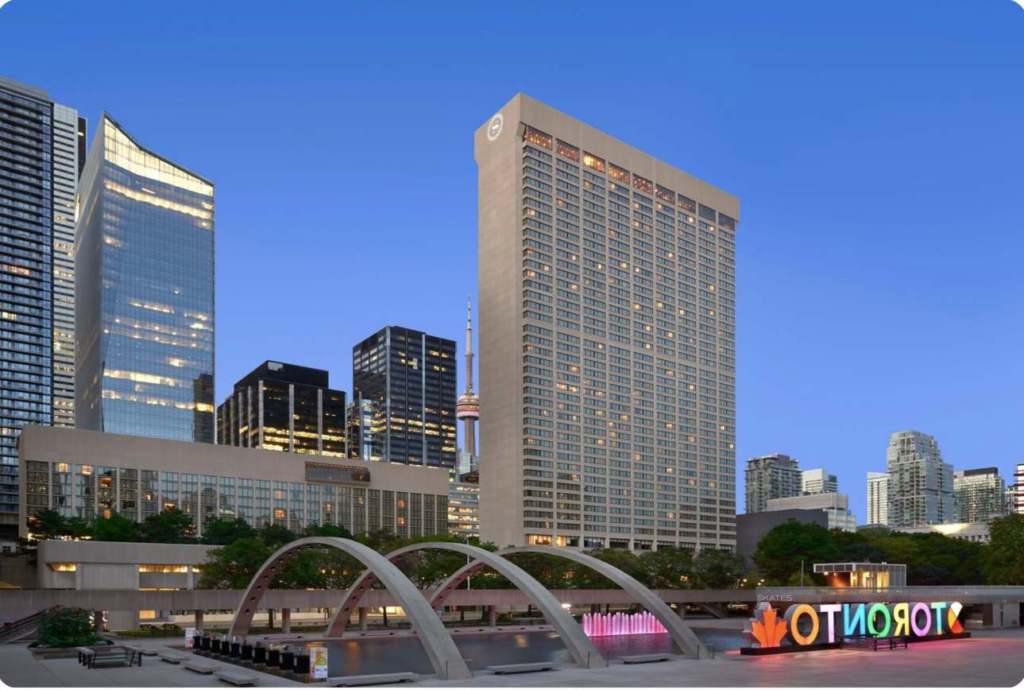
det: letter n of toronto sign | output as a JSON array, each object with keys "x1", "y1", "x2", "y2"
[{"x1": 744, "y1": 601, "x2": 966, "y2": 654}]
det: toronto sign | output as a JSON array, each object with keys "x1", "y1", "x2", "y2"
[{"x1": 745, "y1": 601, "x2": 967, "y2": 654}]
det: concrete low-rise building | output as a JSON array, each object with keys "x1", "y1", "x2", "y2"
[
  {"x1": 36, "y1": 539, "x2": 216, "y2": 630},
  {"x1": 18, "y1": 426, "x2": 451, "y2": 540},
  {"x1": 765, "y1": 492, "x2": 857, "y2": 532},
  {"x1": 895, "y1": 521, "x2": 992, "y2": 543}
]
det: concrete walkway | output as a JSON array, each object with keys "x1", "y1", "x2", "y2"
[{"x1": 1, "y1": 629, "x2": 1022, "y2": 687}]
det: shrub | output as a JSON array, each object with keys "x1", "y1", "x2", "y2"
[
  {"x1": 37, "y1": 607, "x2": 98, "y2": 647},
  {"x1": 118, "y1": 623, "x2": 184, "y2": 638}
]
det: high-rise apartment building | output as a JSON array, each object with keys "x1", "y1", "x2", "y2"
[
  {"x1": 350, "y1": 326, "x2": 457, "y2": 468},
  {"x1": 216, "y1": 361, "x2": 346, "y2": 457},
  {"x1": 477, "y1": 94, "x2": 739, "y2": 551},
  {"x1": 745, "y1": 454, "x2": 802, "y2": 514},
  {"x1": 0, "y1": 77, "x2": 83, "y2": 532},
  {"x1": 953, "y1": 467, "x2": 1006, "y2": 524},
  {"x1": 867, "y1": 471, "x2": 889, "y2": 526},
  {"x1": 886, "y1": 430, "x2": 954, "y2": 527},
  {"x1": 76, "y1": 115, "x2": 215, "y2": 443},
  {"x1": 1011, "y1": 463, "x2": 1024, "y2": 515},
  {"x1": 802, "y1": 468, "x2": 838, "y2": 495}
]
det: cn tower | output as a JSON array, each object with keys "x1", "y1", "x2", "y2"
[{"x1": 456, "y1": 298, "x2": 480, "y2": 457}]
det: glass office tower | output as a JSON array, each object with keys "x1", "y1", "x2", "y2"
[
  {"x1": 0, "y1": 77, "x2": 82, "y2": 532},
  {"x1": 350, "y1": 326, "x2": 457, "y2": 469},
  {"x1": 76, "y1": 115, "x2": 215, "y2": 443}
]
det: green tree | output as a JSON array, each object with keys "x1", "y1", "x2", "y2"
[
  {"x1": 29, "y1": 510, "x2": 68, "y2": 540},
  {"x1": 197, "y1": 537, "x2": 273, "y2": 589},
  {"x1": 202, "y1": 518, "x2": 257, "y2": 545},
  {"x1": 753, "y1": 521, "x2": 839, "y2": 584},
  {"x1": 304, "y1": 523, "x2": 353, "y2": 539},
  {"x1": 985, "y1": 514, "x2": 1024, "y2": 585},
  {"x1": 638, "y1": 547, "x2": 694, "y2": 589},
  {"x1": 139, "y1": 508, "x2": 194, "y2": 543},
  {"x1": 91, "y1": 511, "x2": 140, "y2": 542},
  {"x1": 693, "y1": 549, "x2": 746, "y2": 588},
  {"x1": 258, "y1": 523, "x2": 297, "y2": 548},
  {"x1": 37, "y1": 607, "x2": 98, "y2": 647}
]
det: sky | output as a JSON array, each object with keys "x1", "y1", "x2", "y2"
[{"x1": 1, "y1": 1, "x2": 1022, "y2": 522}]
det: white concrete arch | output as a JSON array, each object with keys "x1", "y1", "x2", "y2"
[
  {"x1": 228, "y1": 537, "x2": 471, "y2": 679},
  {"x1": 435, "y1": 546, "x2": 709, "y2": 659},
  {"x1": 325, "y1": 541, "x2": 605, "y2": 669}
]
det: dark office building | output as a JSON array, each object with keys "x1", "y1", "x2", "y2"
[
  {"x1": 217, "y1": 361, "x2": 346, "y2": 457},
  {"x1": 0, "y1": 77, "x2": 83, "y2": 532},
  {"x1": 736, "y1": 509, "x2": 829, "y2": 567},
  {"x1": 350, "y1": 326, "x2": 457, "y2": 469}
]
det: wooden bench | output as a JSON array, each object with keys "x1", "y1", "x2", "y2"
[
  {"x1": 870, "y1": 636, "x2": 908, "y2": 651},
  {"x1": 185, "y1": 659, "x2": 220, "y2": 674},
  {"x1": 621, "y1": 653, "x2": 672, "y2": 664},
  {"x1": 487, "y1": 662, "x2": 554, "y2": 674},
  {"x1": 76, "y1": 647, "x2": 95, "y2": 666},
  {"x1": 215, "y1": 669, "x2": 258, "y2": 686},
  {"x1": 160, "y1": 652, "x2": 188, "y2": 664},
  {"x1": 327, "y1": 672, "x2": 418, "y2": 686}
]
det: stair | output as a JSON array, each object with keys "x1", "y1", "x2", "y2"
[{"x1": 0, "y1": 607, "x2": 56, "y2": 643}]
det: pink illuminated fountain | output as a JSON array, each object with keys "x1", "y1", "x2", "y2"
[{"x1": 581, "y1": 611, "x2": 667, "y2": 637}]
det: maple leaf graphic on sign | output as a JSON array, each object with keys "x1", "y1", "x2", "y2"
[{"x1": 752, "y1": 606, "x2": 788, "y2": 648}]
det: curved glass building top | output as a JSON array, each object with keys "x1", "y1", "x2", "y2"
[{"x1": 76, "y1": 115, "x2": 215, "y2": 443}]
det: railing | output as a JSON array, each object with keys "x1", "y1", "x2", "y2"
[
  {"x1": 0, "y1": 606, "x2": 56, "y2": 643},
  {"x1": 755, "y1": 586, "x2": 1024, "y2": 603}
]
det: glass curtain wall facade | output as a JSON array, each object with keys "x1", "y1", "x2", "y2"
[
  {"x1": 350, "y1": 326, "x2": 457, "y2": 468},
  {"x1": 0, "y1": 77, "x2": 81, "y2": 529},
  {"x1": 217, "y1": 361, "x2": 347, "y2": 456},
  {"x1": 76, "y1": 115, "x2": 214, "y2": 442},
  {"x1": 476, "y1": 94, "x2": 739, "y2": 551},
  {"x1": 24, "y1": 458, "x2": 448, "y2": 538}
]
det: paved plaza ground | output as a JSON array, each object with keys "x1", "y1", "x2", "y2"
[{"x1": 1, "y1": 629, "x2": 1022, "y2": 687}]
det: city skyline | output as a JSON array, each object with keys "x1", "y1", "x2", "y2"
[{"x1": 1, "y1": 2, "x2": 1022, "y2": 524}]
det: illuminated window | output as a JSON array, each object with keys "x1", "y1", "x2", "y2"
[
  {"x1": 608, "y1": 163, "x2": 629, "y2": 183},
  {"x1": 677, "y1": 194, "x2": 696, "y2": 213},
  {"x1": 56, "y1": 463, "x2": 69, "y2": 473},
  {"x1": 523, "y1": 125, "x2": 553, "y2": 149},
  {"x1": 556, "y1": 140, "x2": 579, "y2": 161},
  {"x1": 49, "y1": 563, "x2": 78, "y2": 572},
  {"x1": 273, "y1": 508, "x2": 286, "y2": 519},
  {"x1": 655, "y1": 185, "x2": 675, "y2": 204},
  {"x1": 139, "y1": 564, "x2": 189, "y2": 574},
  {"x1": 582, "y1": 152, "x2": 605, "y2": 172},
  {"x1": 632, "y1": 174, "x2": 653, "y2": 195}
]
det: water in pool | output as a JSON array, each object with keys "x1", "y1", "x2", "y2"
[{"x1": 299, "y1": 627, "x2": 746, "y2": 677}]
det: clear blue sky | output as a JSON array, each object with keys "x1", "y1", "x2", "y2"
[{"x1": 2, "y1": 1, "x2": 1022, "y2": 521}]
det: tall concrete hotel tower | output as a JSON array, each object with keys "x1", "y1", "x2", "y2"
[{"x1": 476, "y1": 94, "x2": 739, "y2": 550}]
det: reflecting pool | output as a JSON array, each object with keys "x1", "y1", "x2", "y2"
[{"x1": 309, "y1": 627, "x2": 745, "y2": 677}]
